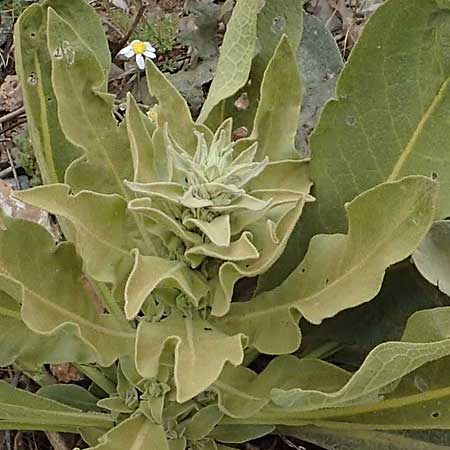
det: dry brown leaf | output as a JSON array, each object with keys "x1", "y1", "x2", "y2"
[{"x1": 50, "y1": 363, "x2": 82, "y2": 383}]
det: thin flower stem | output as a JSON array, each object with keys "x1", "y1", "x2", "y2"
[{"x1": 112, "y1": 0, "x2": 147, "y2": 59}]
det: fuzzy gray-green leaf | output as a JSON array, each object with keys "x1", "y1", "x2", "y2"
[
  {"x1": 0, "y1": 213, "x2": 134, "y2": 366},
  {"x1": 305, "y1": 0, "x2": 450, "y2": 239},
  {"x1": 47, "y1": 8, "x2": 132, "y2": 195},
  {"x1": 413, "y1": 220, "x2": 450, "y2": 297},
  {"x1": 221, "y1": 176, "x2": 438, "y2": 353},
  {"x1": 197, "y1": 0, "x2": 259, "y2": 124}
]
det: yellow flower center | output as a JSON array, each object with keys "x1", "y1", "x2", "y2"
[
  {"x1": 132, "y1": 41, "x2": 146, "y2": 55},
  {"x1": 147, "y1": 107, "x2": 158, "y2": 123}
]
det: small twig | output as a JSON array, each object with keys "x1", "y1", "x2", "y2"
[
  {"x1": 0, "y1": 167, "x2": 13, "y2": 178},
  {"x1": 4, "y1": 431, "x2": 11, "y2": 450},
  {"x1": 108, "y1": 67, "x2": 137, "y2": 82},
  {"x1": 14, "y1": 431, "x2": 24, "y2": 450},
  {"x1": 102, "y1": 15, "x2": 126, "y2": 39},
  {"x1": 3, "y1": 143, "x2": 20, "y2": 189},
  {"x1": 0, "y1": 106, "x2": 26, "y2": 125},
  {"x1": 45, "y1": 432, "x2": 70, "y2": 450},
  {"x1": 278, "y1": 434, "x2": 307, "y2": 450},
  {"x1": 0, "y1": 119, "x2": 27, "y2": 136},
  {"x1": 112, "y1": 0, "x2": 147, "y2": 59}
]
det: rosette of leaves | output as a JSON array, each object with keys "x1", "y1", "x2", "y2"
[
  {"x1": 4, "y1": 0, "x2": 450, "y2": 449},
  {"x1": 10, "y1": 0, "x2": 311, "y2": 418},
  {"x1": 125, "y1": 112, "x2": 313, "y2": 319},
  {"x1": 14, "y1": 2, "x2": 312, "y2": 404}
]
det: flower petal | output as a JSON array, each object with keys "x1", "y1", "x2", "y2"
[
  {"x1": 118, "y1": 45, "x2": 134, "y2": 58},
  {"x1": 125, "y1": 49, "x2": 136, "y2": 58},
  {"x1": 145, "y1": 42, "x2": 156, "y2": 53},
  {"x1": 136, "y1": 54, "x2": 145, "y2": 70},
  {"x1": 144, "y1": 51, "x2": 156, "y2": 59}
]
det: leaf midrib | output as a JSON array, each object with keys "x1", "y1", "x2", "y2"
[
  {"x1": 387, "y1": 77, "x2": 450, "y2": 181},
  {"x1": 0, "y1": 265, "x2": 134, "y2": 340},
  {"x1": 261, "y1": 384, "x2": 450, "y2": 421}
]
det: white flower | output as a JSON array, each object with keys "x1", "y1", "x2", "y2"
[{"x1": 118, "y1": 40, "x2": 156, "y2": 70}]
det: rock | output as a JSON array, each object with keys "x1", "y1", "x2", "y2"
[{"x1": 0, "y1": 75, "x2": 22, "y2": 112}]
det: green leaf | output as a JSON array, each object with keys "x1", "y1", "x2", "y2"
[
  {"x1": 0, "y1": 381, "x2": 113, "y2": 430},
  {"x1": 251, "y1": 36, "x2": 302, "y2": 161},
  {"x1": 126, "y1": 93, "x2": 167, "y2": 183},
  {"x1": 47, "y1": 8, "x2": 132, "y2": 195},
  {"x1": 0, "y1": 213, "x2": 135, "y2": 366},
  {"x1": 213, "y1": 356, "x2": 350, "y2": 419},
  {"x1": 14, "y1": 0, "x2": 109, "y2": 184},
  {"x1": 413, "y1": 220, "x2": 450, "y2": 297},
  {"x1": 283, "y1": 427, "x2": 450, "y2": 450},
  {"x1": 296, "y1": 14, "x2": 343, "y2": 155},
  {"x1": 300, "y1": 262, "x2": 450, "y2": 367},
  {"x1": 184, "y1": 405, "x2": 224, "y2": 441},
  {"x1": 220, "y1": 176, "x2": 438, "y2": 353},
  {"x1": 168, "y1": 438, "x2": 187, "y2": 450},
  {"x1": 210, "y1": 425, "x2": 274, "y2": 444},
  {"x1": 124, "y1": 251, "x2": 209, "y2": 320},
  {"x1": 186, "y1": 231, "x2": 259, "y2": 262},
  {"x1": 146, "y1": 61, "x2": 211, "y2": 155},
  {"x1": 304, "y1": 0, "x2": 450, "y2": 239},
  {"x1": 0, "y1": 291, "x2": 95, "y2": 366},
  {"x1": 226, "y1": 0, "x2": 304, "y2": 130},
  {"x1": 80, "y1": 428, "x2": 107, "y2": 447},
  {"x1": 14, "y1": 4, "x2": 80, "y2": 184},
  {"x1": 97, "y1": 396, "x2": 132, "y2": 414},
  {"x1": 37, "y1": 384, "x2": 101, "y2": 412},
  {"x1": 16, "y1": 184, "x2": 134, "y2": 285},
  {"x1": 136, "y1": 314, "x2": 244, "y2": 402},
  {"x1": 197, "y1": 0, "x2": 260, "y2": 124},
  {"x1": 43, "y1": 0, "x2": 111, "y2": 78},
  {"x1": 270, "y1": 307, "x2": 450, "y2": 413},
  {"x1": 88, "y1": 415, "x2": 169, "y2": 450},
  {"x1": 255, "y1": 13, "x2": 343, "y2": 290},
  {"x1": 212, "y1": 195, "x2": 309, "y2": 316}
]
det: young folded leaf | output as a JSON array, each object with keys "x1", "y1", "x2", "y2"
[
  {"x1": 145, "y1": 60, "x2": 212, "y2": 155},
  {"x1": 126, "y1": 100, "x2": 313, "y2": 316},
  {"x1": 126, "y1": 93, "x2": 167, "y2": 184}
]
